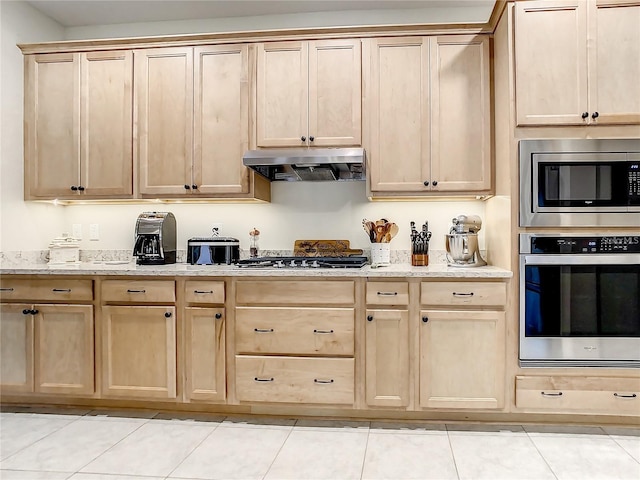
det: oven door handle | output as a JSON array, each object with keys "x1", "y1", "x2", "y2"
[{"x1": 522, "y1": 254, "x2": 640, "y2": 266}]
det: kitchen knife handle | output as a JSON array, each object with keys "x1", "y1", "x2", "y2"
[
  {"x1": 377, "y1": 291, "x2": 398, "y2": 296},
  {"x1": 540, "y1": 391, "x2": 563, "y2": 397},
  {"x1": 254, "y1": 328, "x2": 274, "y2": 333}
]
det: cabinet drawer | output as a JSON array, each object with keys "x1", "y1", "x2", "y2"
[
  {"x1": 236, "y1": 281, "x2": 355, "y2": 305},
  {"x1": 516, "y1": 376, "x2": 640, "y2": 415},
  {"x1": 184, "y1": 281, "x2": 225, "y2": 304},
  {"x1": 0, "y1": 279, "x2": 93, "y2": 302},
  {"x1": 421, "y1": 281, "x2": 506, "y2": 307},
  {"x1": 235, "y1": 307, "x2": 354, "y2": 356},
  {"x1": 101, "y1": 280, "x2": 175, "y2": 303},
  {"x1": 235, "y1": 356, "x2": 354, "y2": 405},
  {"x1": 366, "y1": 281, "x2": 409, "y2": 305}
]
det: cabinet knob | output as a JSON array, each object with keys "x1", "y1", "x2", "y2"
[
  {"x1": 78, "y1": 186, "x2": 85, "y2": 191},
  {"x1": 192, "y1": 184, "x2": 198, "y2": 190},
  {"x1": 309, "y1": 136, "x2": 315, "y2": 142},
  {"x1": 592, "y1": 111, "x2": 599, "y2": 119},
  {"x1": 164, "y1": 312, "x2": 172, "y2": 318},
  {"x1": 301, "y1": 136, "x2": 306, "y2": 142},
  {"x1": 422, "y1": 316, "x2": 429, "y2": 323},
  {"x1": 215, "y1": 313, "x2": 222, "y2": 319},
  {"x1": 184, "y1": 184, "x2": 191, "y2": 190},
  {"x1": 423, "y1": 181, "x2": 430, "y2": 186},
  {"x1": 31, "y1": 309, "x2": 38, "y2": 315},
  {"x1": 22, "y1": 309, "x2": 30, "y2": 315},
  {"x1": 70, "y1": 186, "x2": 78, "y2": 191},
  {"x1": 432, "y1": 181, "x2": 438, "y2": 186},
  {"x1": 367, "y1": 315, "x2": 373, "y2": 322},
  {"x1": 581, "y1": 111, "x2": 589, "y2": 119}
]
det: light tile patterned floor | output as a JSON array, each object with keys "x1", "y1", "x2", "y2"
[{"x1": 0, "y1": 407, "x2": 638, "y2": 480}]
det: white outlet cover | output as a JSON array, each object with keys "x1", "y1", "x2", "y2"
[
  {"x1": 89, "y1": 224, "x2": 99, "y2": 241},
  {"x1": 72, "y1": 224, "x2": 82, "y2": 240}
]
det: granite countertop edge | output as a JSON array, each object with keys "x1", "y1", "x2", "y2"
[{"x1": 0, "y1": 262, "x2": 513, "y2": 278}]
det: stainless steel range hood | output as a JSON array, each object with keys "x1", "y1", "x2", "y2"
[{"x1": 243, "y1": 148, "x2": 365, "y2": 181}]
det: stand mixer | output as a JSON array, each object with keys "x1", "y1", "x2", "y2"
[{"x1": 445, "y1": 215, "x2": 487, "y2": 267}]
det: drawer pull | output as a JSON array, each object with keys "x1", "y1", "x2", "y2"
[
  {"x1": 614, "y1": 393, "x2": 637, "y2": 399},
  {"x1": 254, "y1": 328, "x2": 274, "y2": 333},
  {"x1": 541, "y1": 391, "x2": 563, "y2": 397},
  {"x1": 314, "y1": 379, "x2": 334, "y2": 384},
  {"x1": 313, "y1": 329, "x2": 334, "y2": 334},
  {"x1": 377, "y1": 291, "x2": 398, "y2": 296},
  {"x1": 254, "y1": 377, "x2": 274, "y2": 382},
  {"x1": 194, "y1": 290, "x2": 214, "y2": 294},
  {"x1": 52, "y1": 288, "x2": 72, "y2": 293},
  {"x1": 0, "y1": 287, "x2": 14, "y2": 292},
  {"x1": 126, "y1": 289, "x2": 146, "y2": 293},
  {"x1": 452, "y1": 292, "x2": 474, "y2": 297}
]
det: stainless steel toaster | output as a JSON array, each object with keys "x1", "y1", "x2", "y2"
[{"x1": 187, "y1": 237, "x2": 240, "y2": 265}]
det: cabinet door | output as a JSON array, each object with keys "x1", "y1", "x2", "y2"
[
  {"x1": 184, "y1": 307, "x2": 225, "y2": 402},
  {"x1": 24, "y1": 53, "x2": 80, "y2": 199},
  {"x1": 256, "y1": 41, "x2": 308, "y2": 147},
  {"x1": 0, "y1": 304, "x2": 34, "y2": 393},
  {"x1": 80, "y1": 51, "x2": 133, "y2": 197},
  {"x1": 194, "y1": 45, "x2": 250, "y2": 195},
  {"x1": 514, "y1": 0, "x2": 588, "y2": 125},
  {"x1": 136, "y1": 47, "x2": 193, "y2": 196},
  {"x1": 589, "y1": 2, "x2": 640, "y2": 124},
  {"x1": 430, "y1": 36, "x2": 491, "y2": 192},
  {"x1": 420, "y1": 310, "x2": 505, "y2": 409},
  {"x1": 365, "y1": 309, "x2": 410, "y2": 407},
  {"x1": 367, "y1": 37, "x2": 430, "y2": 192},
  {"x1": 102, "y1": 305, "x2": 176, "y2": 399},
  {"x1": 34, "y1": 304, "x2": 94, "y2": 395},
  {"x1": 308, "y1": 39, "x2": 361, "y2": 147}
]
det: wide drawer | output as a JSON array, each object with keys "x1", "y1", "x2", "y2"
[
  {"x1": 235, "y1": 307, "x2": 354, "y2": 356},
  {"x1": 366, "y1": 281, "x2": 409, "y2": 306},
  {"x1": 0, "y1": 279, "x2": 93, "y2": 302},
  {"x1": 421, "y1": 281, "x2": 506, "y2": 307},
  {"x1": 101, "y1": 280, "x2": 175, "y2": 303},
  {"x1": 236, "y1": 281, "x2": 355, "y2": 305},
  {"x1": 184, "y1": 281, "x2": 225, "y2": 304},
  {"x1": 235, "y1": 356, "x2": 355, "y2": 405},
  {"x1": 516, "y1": 376, "x2": 640, "y2": 415}
]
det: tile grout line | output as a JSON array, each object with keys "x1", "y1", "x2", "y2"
[
  {"x1": 260, "y1": 421, "x2": 297, "y2": 480},
  {"x1": 445, "y1": 425, "x2": 462, "y2": 480},
  {"x1": 524, "y1": 429, "x2": 560, "y2": 480},
  {"x1": 358, "y1": 425, "x2": 371, "y2": 480},
  {"x1": 607, "y1": 433, "x2": 640, "y2": 466}
]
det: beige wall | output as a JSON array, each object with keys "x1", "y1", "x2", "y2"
[{"x1": 1, "y1": 4, "x2": 488, "y2": 254}]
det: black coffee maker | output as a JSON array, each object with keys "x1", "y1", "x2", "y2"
[{"x1": 133, "y1": 212, "x2": 177, "y2": 265}]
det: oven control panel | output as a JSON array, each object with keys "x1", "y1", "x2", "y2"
[{"x1": 530, "y1": 235, "x2": 640, "y2": 254}]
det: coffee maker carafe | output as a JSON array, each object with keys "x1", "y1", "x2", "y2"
[
  {"x1": 445, "y1": 214, "x2": 487, "y2": 267},
  {"x1": 133, "y1": 212, "x2": 176, "y2": 265}
]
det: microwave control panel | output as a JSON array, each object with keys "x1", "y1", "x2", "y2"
[
  {"x1": 530, "y1": 236, "x2": 640, "y2": 254},
  {"x1": 629, "y1": 163, "x2": 640, "y2": 199}
]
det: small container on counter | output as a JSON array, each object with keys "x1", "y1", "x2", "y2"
[{"x1": 249, "y1": 228, "x2": 260, "y2": 258}]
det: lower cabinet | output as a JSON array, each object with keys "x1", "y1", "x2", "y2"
[
  {"x1": 0, "y1": 303, "x2": 94, "y2": 395},
  {"x1": 419, "y1": 310, "x2": 505, "y2": 409}
]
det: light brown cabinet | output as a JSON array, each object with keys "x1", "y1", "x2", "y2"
[
  {"x1": 101, "y1": 280, "x2": 176, "y2": 399},
  {"x1": 24, "y1": 51, "x2": 133, "y2": 199},
  {"x1": 256, "y1": 39, "x2": 361, "y2": 147},
  {"x1": 135, "y1": 46, "x2": 269, "y2": 200},
  {"x1": 366, "y1": 35, "x2": 491, "y2": 195},
  {"x1": 515, "y1": 0, "x2": 640, "y2": 126}
]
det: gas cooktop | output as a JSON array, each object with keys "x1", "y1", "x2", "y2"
[{"x1": 236, "y1": 256, "x2": 368, "y2": 268}]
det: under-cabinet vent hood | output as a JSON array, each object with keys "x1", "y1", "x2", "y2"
[{"x1": 243, "y1": 148, "x2": 366, "y2": 182}]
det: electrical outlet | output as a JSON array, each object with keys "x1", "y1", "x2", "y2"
[
  {"x1": 72, "y1": 224, "x2": 82, "y2": 240},
  {"x1": 211, "y1": 223, "x2": 223, "y2": 236},
  {"x1": 89, "y1": 224, "x2": 99, "y2": 241}
]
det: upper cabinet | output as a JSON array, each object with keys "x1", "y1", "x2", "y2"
[
  {"x1": 256, "y1": 39, "x2": 362, "y2": 147},
  {"x1": 136, "y1": 46, "x2": 268, "y2": 199},
  {"x1": 515, "y1": 0, "x2": 640, "y2": 126},
  {"x1": 24, "y1": 52, "x2": 133, "y2": 199},
  {"x1": 365, "y1": 35, "x2": 491, "y2": 195}
]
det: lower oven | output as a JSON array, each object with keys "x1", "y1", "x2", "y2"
[{"x1": 519, "y1": 234, "x2": 640, "y2": 368}]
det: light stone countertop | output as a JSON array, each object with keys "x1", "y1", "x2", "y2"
[{"x1": 0, "y1": 260, "x2": 512, "y2": 278}]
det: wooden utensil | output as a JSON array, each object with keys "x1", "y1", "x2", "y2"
[{"x1": 388, "y1": 223, "x2": 399, "y2": 240}]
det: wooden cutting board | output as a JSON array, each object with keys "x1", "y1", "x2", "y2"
[{"x1": 293, "y1": 240, "x2": 364, "y2": 257}]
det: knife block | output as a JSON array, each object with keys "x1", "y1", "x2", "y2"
[{"x1": 411, "y1": 253, "x2": 429, "y2": 266}]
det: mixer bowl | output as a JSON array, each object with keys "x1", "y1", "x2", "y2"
[{"x1": 445, "y1": 233, "x2": 478, "y2": 263}]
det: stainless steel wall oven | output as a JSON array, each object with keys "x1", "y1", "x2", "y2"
[
  {"x1": 520, "y1": 234, "x2": 640, "y2": 368},
  {"x1": 519, "y1": 139, "x2": 640, "y2": 228}
]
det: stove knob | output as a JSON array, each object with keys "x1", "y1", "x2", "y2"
[
  {"x1": 300, "y1": 260, "x2": 308, "y2": 267},
  {"x1": 290, "y1": 260, "x2": 297, "y2": 267},
  {"x1": 311, "y1": 260, "x2": 320, "y2": 268},
  {"x1": 275, "y1": 260, "x2": 284, "y2": 268}
]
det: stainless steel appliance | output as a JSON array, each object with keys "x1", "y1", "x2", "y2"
[
  {"x1": 243, "y1": 148, "x2": 365, "y2": 181},
  {"x1": 132, "y1": 212, "x2": 176, "y2": 265},
  {"x1": 237, "y1": 256, "x2": 368, "y2": 268},
  {"x1": 519, "y1": 139, "x2": 640, "y2": 227},
  {"x1": 445, "y1": 215, "x2": 486, "y2": 267},
  {"x1": 187, "y1": 237, "x2": 240, "y2": 265},
  {"x1": 520, "y1": 233, "x2": 640, "y2": 368}
]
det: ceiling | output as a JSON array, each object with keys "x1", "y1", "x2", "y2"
[{"x1": 23, "y1": 1, "x2": 497, "y2": 28}]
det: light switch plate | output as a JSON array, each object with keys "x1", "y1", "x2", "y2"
[
  {"x1": 89, "y1": 224, "x2": 99, "y2": 241},
  {"x1": 72, "y1": 224, "x2": 82, "y2": 240}
]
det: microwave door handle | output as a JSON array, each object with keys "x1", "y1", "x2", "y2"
[{"x1": 523, "y1": 254, "x2": 640, "y2": 266}]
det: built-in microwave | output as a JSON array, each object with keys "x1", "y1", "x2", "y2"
[{"x1": 519, "y1": 139, "x2": 640, "y2": 227}]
